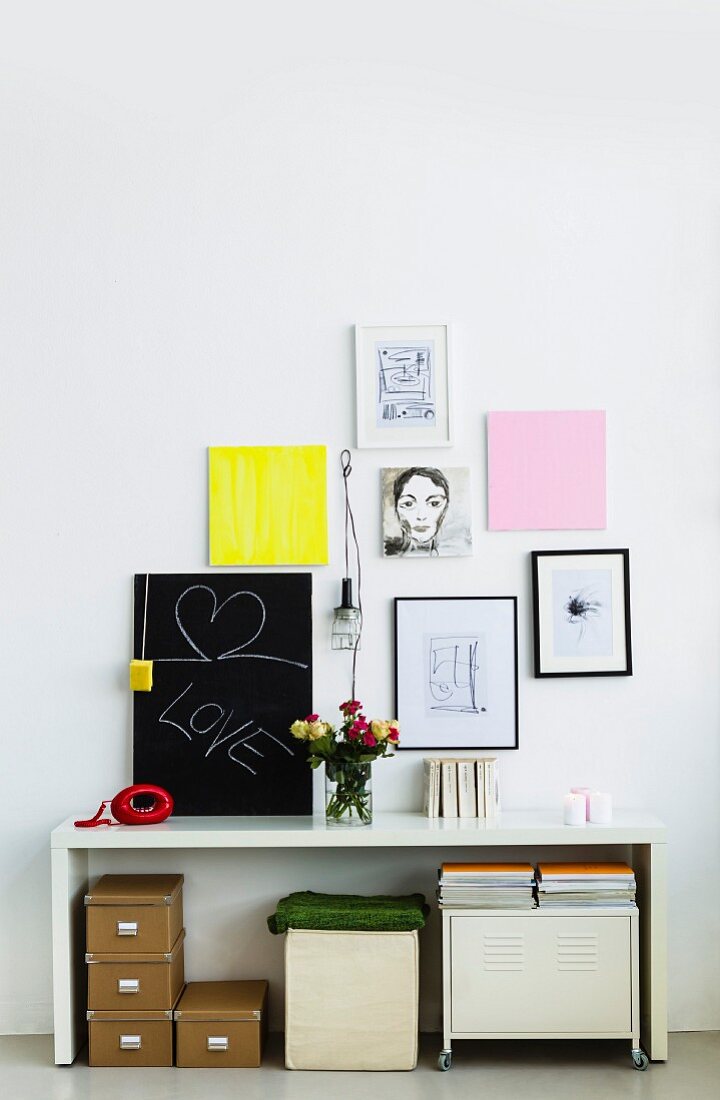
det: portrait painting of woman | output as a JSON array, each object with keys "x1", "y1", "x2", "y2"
[{"x1": 382, "y1": 466, "x2": 472, "y2": 557}]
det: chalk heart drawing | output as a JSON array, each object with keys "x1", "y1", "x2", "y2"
[{"x1": 175, "y1": 585, "x2": 266, "y2": 662}]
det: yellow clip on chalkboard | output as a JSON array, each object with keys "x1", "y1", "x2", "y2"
[
  {"x1": 131, "y1": 574, "x2": 153, "y2": 691},
  {"x1": 130, "y1": 659, "x2": 153, "y2": 692}
]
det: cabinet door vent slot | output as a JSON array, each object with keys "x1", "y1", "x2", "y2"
[
  {"x1": 483, "y1": 933, "x2": 525, "y2": 972},
  {"x1": 556, "y1": 934, "x2": 598, "y2": 971}
]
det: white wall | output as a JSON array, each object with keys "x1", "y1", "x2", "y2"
[{"x1": 2, "y1": 0, "x2": 719, "y2": 1035}]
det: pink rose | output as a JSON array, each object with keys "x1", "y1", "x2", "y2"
[
  {"x1": 363, "y1": 732, "x2": 377, "y2": 747},
  {"x1": 347, "y1": 728, "x2": 359, "y2": 740},
  {"x1": 388, "y1": 727, "x2": 399, "y2": 742},
  {"x1": 305, "y1": 713, "x2": 319, "y2": 723}
]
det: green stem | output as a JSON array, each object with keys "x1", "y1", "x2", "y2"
[{"x1": 326, "y1": 764, "x2": 372, "y2": 823}]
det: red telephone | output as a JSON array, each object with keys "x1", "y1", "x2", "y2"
[{"x1": 74, "y1": 784, "x2": 174, "y2": 827}]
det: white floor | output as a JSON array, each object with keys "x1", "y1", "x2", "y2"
[{"x1": 1, "y1": 1032, "x2": 719, "y2": 1100}]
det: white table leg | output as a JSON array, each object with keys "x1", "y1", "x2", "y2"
[
  {"x1": 51, "y1": 846, "x2": 88, "y2": 1064},
  {"x1": 633, "y1": 841, "x2": 668, "y2": 1061},
  {"x1": 441, "y1": 910, "x2": 452, "y2": 1052}
]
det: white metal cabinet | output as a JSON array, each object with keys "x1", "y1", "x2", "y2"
[{"x1": 441, "y1": 907, "x2": 646, "y2": 1071}]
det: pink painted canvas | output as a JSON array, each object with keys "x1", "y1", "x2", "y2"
[{"x1": 487, "y1": 411, "x2": 606, "y2": 530}]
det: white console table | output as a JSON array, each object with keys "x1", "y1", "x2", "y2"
[{"x1": 51, "y1": 810, "x2": 667, "y2": 1066}]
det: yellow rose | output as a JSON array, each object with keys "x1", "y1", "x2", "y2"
[
  {"x1": 370, "y1": 719, "x2": 390, "y2": 741},
  {"x1": 290, "y1": 720, "x2": 310, "y2": 740},
  {"x1": 306, "y1": 720, "x2": 331, "y2": 742}
]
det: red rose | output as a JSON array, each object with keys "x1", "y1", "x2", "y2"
[
  {"x1": 363, "y1": 732, "x2": 377, "y2": 747},
  {"x1": 305, "y1": 713, "x2": 319, "y2": 723}
]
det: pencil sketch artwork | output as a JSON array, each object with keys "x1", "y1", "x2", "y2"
[
  {"x1": 375, "y1": 340, "x2": 435, "y2": 428},
  {"x1": 424, "y1": 633, "x2": 488, "y2": 717},
  {"x1": 382, "y1": 466, "x2": 472, "y2": 557},
  {"x1": 552, "y1": 569, "x2": 614, "y2": 658}
]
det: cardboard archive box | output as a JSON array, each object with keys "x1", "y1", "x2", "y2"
[
  {"x1": 86, "y1": 929, "x2": 185, "y2": 1012},
  {"x1": 174, "y1": 981, "x2": 268, "y2": 1068},
  {"x1": 87, "y1": 1009, "x2": 175, "y2": 1068},
  {"x1": 85, "y1": 874, "x2": 184, "y2": 953}
]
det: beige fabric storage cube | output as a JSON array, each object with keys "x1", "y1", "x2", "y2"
[{"x1": 284, "y1": 929, "x2": 419, "y2": 1071}]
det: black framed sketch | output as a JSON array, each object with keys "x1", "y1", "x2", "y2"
[
  {"x1": 531, "y1": 549, "x2": 632, "y2": 678},
  {"x1": 394, "y1": 596, "x2": 518, "y2": 750}
]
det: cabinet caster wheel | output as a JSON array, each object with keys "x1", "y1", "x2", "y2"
[
  {"x1": 631, "y1": 1049, "x2": 649, "y2": 1070},
  {"x1": 438, "y1": 1050, "x2": 452, "y2": 1071}
]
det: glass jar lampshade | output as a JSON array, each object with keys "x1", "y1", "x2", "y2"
[{"x1": 331, "y1": 578, "x2": 361, "y2": 650}]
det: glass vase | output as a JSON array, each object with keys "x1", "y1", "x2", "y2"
[{"x1": 324, "y1": 760, "x2": 373, "y2": 827}]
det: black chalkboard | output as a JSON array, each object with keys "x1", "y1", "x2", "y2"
[{"x1": 132, "y1": 573, "x2": 313, "y2": 815}]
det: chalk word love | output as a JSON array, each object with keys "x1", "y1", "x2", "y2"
[{"x1": 159, "y1": 682, "x2": 293, "y2": 776}]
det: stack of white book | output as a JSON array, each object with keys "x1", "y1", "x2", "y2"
[
  {"x1": 536, "y1": 863, "x2": 637, "y2": 908},
  {"x1": 438, "y1": 862, "x2": 536, "y2": 909},
  {"x1": 423, "y1": 757, "x2": 500, "y2": 818}
]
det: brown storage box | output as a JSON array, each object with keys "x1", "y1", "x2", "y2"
[
  {"x1": 174, "y1": 981, "x2": 268, "y2": 1068},
  {"x1": 87, "y1": 929, "x2": 185, "y2": 1011},
  {"x1": 87, "y1": 1009, "x2": 175, "y2": 1067},
  {"x1": 85, "y1": 874, "x2": 183, "y2": 953}
]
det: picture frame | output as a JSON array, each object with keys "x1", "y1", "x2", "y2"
[
  {"x1": 531, "y1": 549, "x2": 632, "y2": 678},
  {"x1": 394, "y1": 596, "x2": 518, "y2": 750},
  {"x1": 355, "y1": 323, "x2": 452, "y2": 448},
  {"x1": 381, "y1": 465, "x2": 473, "y2": 558}
]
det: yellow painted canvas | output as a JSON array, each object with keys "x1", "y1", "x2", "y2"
[{"x1": 209, "y1": 445, "x2": 328, "y2": 565}]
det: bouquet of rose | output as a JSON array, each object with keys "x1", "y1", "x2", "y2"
[
  {"x1": 290, "y1": 701, "x2": 399, "y2": 824},
  {"x1": 290, "y1": 699, "x2": 400, "y2": 767}
]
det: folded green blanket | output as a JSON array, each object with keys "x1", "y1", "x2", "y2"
[{"x1": 267, "y1": 890, "x2": 429, "y2": 935}]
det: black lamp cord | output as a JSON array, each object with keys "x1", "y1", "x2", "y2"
[{"x1": 341, "y1": 448, "x2": 363, "y2": 700}]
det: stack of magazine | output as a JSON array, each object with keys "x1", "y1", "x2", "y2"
[
  {"x1": 536, "y1": 862, "x2": 637, "y2": 908},
  {"x1": 438, "y1": 862, "x2": 536, "y2": 909}
]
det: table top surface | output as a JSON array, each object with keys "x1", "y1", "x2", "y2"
[{"x1": 51, "y1": 810, "x2": 666, "y2": 849}]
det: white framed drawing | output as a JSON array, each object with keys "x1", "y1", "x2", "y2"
[
  {"x1": 531, "y1": 549, "x2": 632, "y2": 677},
  {"x1": 394, "y1": 597, "x2": 518, "y2": 750},
  {"x1": 355, "y1": 323, "x2": 452, "y2": 448}
]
